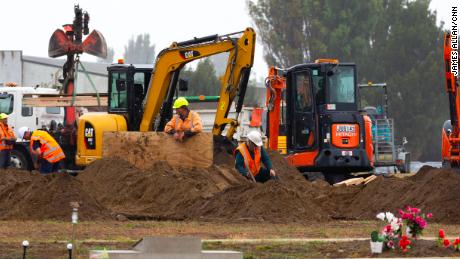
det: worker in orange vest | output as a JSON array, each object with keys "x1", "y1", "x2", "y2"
[
  {"x1": 164, "y1": 97, "x2": 203, "y2": 141},
  {"x1": 234, "y1": 131, "x2": 277, "y2": 183},
  {"x1": 0, "y1": 113, "x2": 16, "y2": 169},
  {"x1": 18, "y1": 127, "x2": 65, "y2": 174}
]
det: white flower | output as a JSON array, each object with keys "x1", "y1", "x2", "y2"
[
  {"x1": 376, "y1": 212, "x2": 385, "y2": 221},
  {"x1": 390, "y1": 218, "x2": 400, "y2": 231},
  {"x1": 385, "y1": 212, "x2": 395, "y2": 222}
]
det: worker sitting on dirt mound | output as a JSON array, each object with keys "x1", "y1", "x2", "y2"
[
  {"x1": 18, "y1": 126, "x2": 65, "y2": 174},
  {"x1": 235, "y1": 131, "x2": 277, "y2": 183},
  {"x1": 164, "y1": 97, "x2": 203, "y2": 142},
  {"x1": 0, "y1": 113, "x2": 16, "y2": 169}
]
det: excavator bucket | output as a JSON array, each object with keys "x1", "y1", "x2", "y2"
[
  {"x1": 101, "y1": 132, "x2": 214, "y2": 169},
  {"x1": 48, "y1": 29, "x2": 74, "y2": 58},
  {"x1": 82, "y1": 30, "x2": 107, "y2": 58},
  {"x1": 48, "y1": 29, "x2": 107, "y2": 58}
]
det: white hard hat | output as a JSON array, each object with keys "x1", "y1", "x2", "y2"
[
  {"x1": 18, "y1": 126, "x2": 30, "y2": 139},
  {"x1": 247, "y1": 130, "x2": 263, "y2": 147}
]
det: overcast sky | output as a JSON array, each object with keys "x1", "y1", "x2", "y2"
[{"x1": 0, "y1": 0, "x2": 456, "y2": 79}]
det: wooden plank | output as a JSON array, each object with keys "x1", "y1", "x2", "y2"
[
  {"x1": 102, "y1": 132, "x2": 213, "y2": 169},
  {"x1": 364, "y1": 175, "x2": 378, "y2": 185},
  {"x1": 333, "y1": 177, "x2": 365, "y2": 187},
  {"x1": 22, "y1": 96, "x2": 108, "y2": 107}
]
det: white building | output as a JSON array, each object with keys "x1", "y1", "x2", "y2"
[{"x1": 0, "y1": 50, "x2": 108, "y2": 93}]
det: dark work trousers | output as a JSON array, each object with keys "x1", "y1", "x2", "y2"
[
  {"x1": 0, "y1": 150, "x2": 11, "y2": 169},
  {"x1": 254, "y1": 168, "x2": 271, "y2": 183}
]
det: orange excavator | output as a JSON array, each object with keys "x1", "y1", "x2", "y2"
[
  {"x1": 441, "y1": 33, "x2": 460, "y2": 168},
  {"x1": 265, "y1": 59, "x2": 374, "y2": 183}
]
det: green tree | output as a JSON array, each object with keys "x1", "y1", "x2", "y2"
[
  {"x1": 248, "y1": 0, "x2": 446, "y2": 160},
  {"x1": 180, "y1": 59, "x2": 220, "y2": 96},
  {"x1": 123, "y1": 34, "x2": 155, "y2": 64}
]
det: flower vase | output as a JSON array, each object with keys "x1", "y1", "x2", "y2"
[
  {"x1": 406, "y1": 226, "x2": 417, "y2": 239},
  {"x1": 370, "y1": 241, "x2": 383, "y2": 253}
]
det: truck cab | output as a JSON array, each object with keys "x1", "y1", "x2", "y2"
[
  {"x1": 0, "y1": 86, "x2": 65, "y2": 169},
  {"x1": 0, "y1": 86, "x2": 64, "y2": 134}
]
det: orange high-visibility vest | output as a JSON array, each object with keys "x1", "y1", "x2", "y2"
[
  {"x1": 30, "y1": 130, "x2": 65, "y2": 163},
  {"x1": 164, "y1": 110, "x2": 203, "y2": 133},
  {"x1": 235, "y1": 143, "x2": 261, "y2": 176},
  {"x1": 0, "y1": 123, "x2": 15, "y2": 151}
]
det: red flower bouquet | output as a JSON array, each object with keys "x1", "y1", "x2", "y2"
[{"x1": 399, "y1": 206, "x2": 430, "y2": 238}]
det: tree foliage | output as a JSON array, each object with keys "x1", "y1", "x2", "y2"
[
  {"x1": 180, "y1": 59, "x2": 220, "y2": 96},
  {"x1": 248, "y1": 0, "x2": 446, "y2": 160},
  {"x1": 179, "y1": 59, "x2": 265, "y2": 108},
  {"x1": 123, "y1": 34, "x2": 155, "y2": 64}
]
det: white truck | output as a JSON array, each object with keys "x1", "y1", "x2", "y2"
[{"x1": 0, "y1": 86, "x2": 64, "y2": 169}]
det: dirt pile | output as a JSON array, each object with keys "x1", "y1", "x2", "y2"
[
  {"x1": 178, "y1": 151, "x2": 332, "y2": 222},
  {"x1": 2, "y1": 151, "x2": 460, "y2": 223},
  {"x1": 78, "y1": 158, "x2": 244, "y2": 220},
  {"x1": 0, "y1": 169, "x2": 109, "y2": 220},
  {"x1": 336, "y1": 166, "x2": 460, "y2": 223},
  {"x1": 77, "y1": 150, "x2": 332, "y2": 222}
]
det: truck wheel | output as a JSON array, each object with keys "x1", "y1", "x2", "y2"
[{"x1": 10, "y1": 150, "x2": 30, "y2": 170}]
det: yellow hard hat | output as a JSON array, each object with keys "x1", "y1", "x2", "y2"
[
  {"x1": 173, "y1": 97, "x2": 189, "y2": 109},
  {"x1": 0, "y1": 113, "x2": 8, "y2": 120}
]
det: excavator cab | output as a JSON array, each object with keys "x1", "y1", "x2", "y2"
[
  {"x1": 107, "y1": 63, "x2": 153, "y2": 130},
  {"x1": 267, "y1": 60, "x2": 374, "y2": 183},
  {"x1": 285, "y1": 68, "x2": 317, "y2": 151}
]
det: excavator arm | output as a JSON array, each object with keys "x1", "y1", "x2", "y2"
[
  {"x1": 140, "y1": 28, "x2": 255, "y2": 140},
  {"x1": 265, "y1": 66, "x2": 286, "y2": 151},
  {"x1": 443, "y1": 33, "x2": 460, "y2": 165},
  {"x1": 77, "y1": 28, "x2": 255, "y2": 168}
]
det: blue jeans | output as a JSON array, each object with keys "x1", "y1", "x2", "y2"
[
  {"x1": 39, "y1": 158, "x2": 61, "y2": 174},
  {"x1": 0, "y1": 150, "x2": 11, "y2": 169},
  {"x1": 255, "y1": 168, "x2": 271, "y2": 183}
]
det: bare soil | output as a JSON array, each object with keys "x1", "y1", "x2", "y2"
[
  {"x1": 333, "y1": 166, "x2": 460, "y2": 223},
  {"x1": 0, "y1": 170, "x2": 109, "y2": 220},
  {"x1": 0, "y1": 150, "x2": 459, "y2": 225}
]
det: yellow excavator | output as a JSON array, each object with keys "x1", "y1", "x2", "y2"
[{"x1": 74, "y1": 28, "x2": 255, "y2": 166}]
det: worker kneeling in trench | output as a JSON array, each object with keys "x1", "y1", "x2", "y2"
[
  {"x1": 234, "y1": 131, "x2": 278, "y2": 183},
  {"x1": 18, "y1": 126, "x2": 65, "y2": 174},
  {"x1": 164, "y1": 97, "x2": 203, "y2": 141}
]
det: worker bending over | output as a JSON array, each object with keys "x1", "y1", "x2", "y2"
[
  {"x1": 18, "y1": 127, "x2": 65, "y2": 174},
  {"x1": 164, "y1": 97, "x2": 203, "y2": 141},
  {"x1": 235, "y1": 131, "x2": 277, "y2": 183},
  {"x1": 0, "y1": 113, "x2": 16, "y2": 169}
]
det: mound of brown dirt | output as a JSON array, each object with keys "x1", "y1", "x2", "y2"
[
  {"x1": 180, "y1": 180, "x2": 330, "y2": 222},
  {"x1": 0, "y1": 170, "x2": 109, "y2": 220},
  {"x1": 178, "y1": 151, "x2": 332, "y2": 222},
  {"x1": 3, "y1": 150, "x2": 460, "y2": 224},
  {"x1": 78, "y1": 158, "x2": 245, "y2": 220},
  {"x1": 336, "y1": 166, "x2": 460, "y2": 223},
  {"x1": 76, "y1": 150, "x2": 333, "y2": 222}
]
